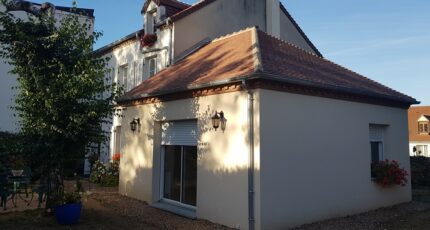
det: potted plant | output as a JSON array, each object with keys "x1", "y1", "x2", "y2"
[
  {"x1": 371, "y1": 159, "x2": 408, "y2": 187},
  {"x1": 140, "y1": 33, "x2": 157, "y2": 47},
  {"x1": 53, "y1": 178, "x2": 86, "y2": 225}
]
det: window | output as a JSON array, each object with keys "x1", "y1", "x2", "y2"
[
  {"x1": 118, "y1": 64, "x2": 128, "y2": 91},
  {"x1": 369, "y1": 124, "x2": 387, "y2": 177},
  {"x1": 415, "y1": 145, "x2": 428, "y2": 157},
  {"x1": 419, "y1": 122, "x2": 429, "y2": 134},
  {"x1": 145, "y1": 11, "x2": 157, "y2": 34},
  {"x1": 148, "y1": 57, "x2": 157, "y2": 77}
]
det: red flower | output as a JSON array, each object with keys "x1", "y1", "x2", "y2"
[
  {"x1": 371, "y1": 159, "x2": 408, "y2": 187},
  {"x1": 112, "y1": 153, "x2": 121, "y2": 162},
  {"x1": 140, "y1": 34, "x2": 157, "y2": 47}
]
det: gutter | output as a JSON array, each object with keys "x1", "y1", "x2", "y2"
[{"x1": 242, "y1": 79, "x2": 255, "y2": 230}]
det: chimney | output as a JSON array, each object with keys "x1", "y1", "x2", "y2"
[{"x1": 266, "y1": 0, "x2": 280, "y2": 38}]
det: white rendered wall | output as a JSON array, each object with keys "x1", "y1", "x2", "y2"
[
  {"x1": 279, "y1": 7, "x2": 316, "y2": 54},
  {"x1": 258, "y1": 89, "x2": 411, "y2": 229},
  {"x1": 119, "y1": 91, "x2": 259, "y2": 229}
]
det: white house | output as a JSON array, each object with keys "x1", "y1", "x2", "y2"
[
  {"x1": 95, "y1": 0, "x2": 417, "y2": 229},
  {"x1": 408, "y1": 106, "x2": 430, "y2": 156},
  {"x1": 96, "y1": 0, "x2": 323, "y2": 163},
  {"x1": 0, "y1": 1, "x2": 95, "y2": 133}
]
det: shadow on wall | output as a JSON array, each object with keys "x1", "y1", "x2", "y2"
[{"x1": 118, "y1": 43, "x2": 260, "y2": 202}]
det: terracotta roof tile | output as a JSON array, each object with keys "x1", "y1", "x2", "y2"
[
  {"x1": 122, "y1": 28, "x2": 255, "y2": 98},
  {"x1": 409, "y1": 106, "x2": 430, "y2": 142},
  {"x1": 257, "y1": 30, "x2": 417, "y2": 104},
  {"x1": 118, "y1": 27, "x2": 418, "y2": 107}
]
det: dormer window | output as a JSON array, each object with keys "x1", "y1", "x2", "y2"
[
  {"x1": 417, "y1": 115, "x2": 430, "y2": 134},
  {"x1": 419, "y1": 122, "x2": 429, "y2": 134},
  {"x1": 145, "y1": 10, "x2": 157, "y2": 34}
]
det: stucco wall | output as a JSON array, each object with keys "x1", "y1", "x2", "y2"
[
  {"x1": 119, "y1": 91, "x2": 259, "y2": 229},
  {"x1": 279, "y1": 9, "x2": 315, "y2": 54},
  {"x1": 173, "y1": 0, "x2": 266, "y2": 58},
  {"x1": 258, "y1": 89, "x2": 411, "y2": 229}
]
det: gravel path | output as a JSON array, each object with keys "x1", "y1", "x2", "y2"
[
  {"x1": 90, "y1": 192, "x2": 232, "y2": 230},
  {"x1": 294, "y1": 202, "x2": 430, "y2": 230},
  {"x1": 2, "y1": 181, "x2": 430, "y2": 229}
]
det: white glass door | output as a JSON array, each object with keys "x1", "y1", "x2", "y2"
[{"x1": 162, "y1": 145, "x2": 197, "y2": 206}]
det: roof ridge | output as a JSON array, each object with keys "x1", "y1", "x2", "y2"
[
  {"x1": 256, "y1": 29, "x2": 320, "y2": 57},
  {"x1": 251, "y1": 27, "x2": 263, "y2": 72},
  {"x1": 257, "y1": 29, "x2": 415, "y2": 101}
]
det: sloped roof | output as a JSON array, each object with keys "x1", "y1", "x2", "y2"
[
  {"x1": 409, "y1": 106, "x2": 430, "y2": 142},
  {"x1": 118, "y1": 27, "x2": 418, "y2": 108}
]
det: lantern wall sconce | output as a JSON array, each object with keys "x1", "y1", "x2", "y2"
[
  {"x1": 212, "y1": 111, "x2": 227, "y2": 132},
  {"x1": 130, "y1": 118, "x2": 141, "y2": 133}
]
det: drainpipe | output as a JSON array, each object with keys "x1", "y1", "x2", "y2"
[
  {"x1": 167, "y1": 18, "x2": 173, "y2": 66},
  {"x1": 243, "y1": 80, "x2": 255, "y2": 230}
]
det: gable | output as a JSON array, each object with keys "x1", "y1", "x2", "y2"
[
  {"x1": 279, "y1": 3, "x2": 322, "y2": 57},
  {"x1": 418, "y1": 115, "x2": 430, "y2": 122}
]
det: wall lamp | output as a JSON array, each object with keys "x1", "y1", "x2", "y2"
[
  {"x1": 212, "y1": 111, "x2": 227, "y2": 132},
  {"x1": 130, "y1": 118, "x2": 141, "y2": 133}
]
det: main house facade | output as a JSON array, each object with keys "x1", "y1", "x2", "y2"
[
  {"x1": 95, "y1": 0, "x2": 418, "y2": 229},
  {"x1": 408, "y1": 106, "x2": 430, "y2": 157}
]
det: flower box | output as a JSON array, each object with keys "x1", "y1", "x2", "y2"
[{"x1": 140, "y1": 34, "x2": 157, "y2": 47}]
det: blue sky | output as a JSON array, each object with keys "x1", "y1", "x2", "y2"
[{"x1": 32, "y1": 0, "x2": 430, "y2": 105}]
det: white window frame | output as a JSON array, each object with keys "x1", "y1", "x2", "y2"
[
  {"x1": 118, "y1": 64, "x2": 128, "y2": 91},
  {"x1": 148, "y1": 57, "x2": 157, "y2": 77},
  {"x1": 415, "y1": 145, "x2": 429, "y2": 157},
  {"x1": 369, "y1": 124, "x2": 386, "y2": 162},
  {"x1": 159, "y1": 145, "x2": 197, "y2": 210},
  {"x1": 418, "y1": 122, "x2": 429, "y2": 134}
]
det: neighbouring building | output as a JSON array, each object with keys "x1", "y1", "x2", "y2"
[
  {"x1": 408, "y1": 106, "x2": 430, "y2": 157},
  {"x1": 95, "y1": 0, "x2": 418, "y2": 229},
  {"x1": 0, "y1": 1, "x2": 95, "y2": 133}
]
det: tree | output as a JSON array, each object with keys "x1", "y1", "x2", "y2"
[{"x1": 0, "y1": 0, "x2": 119, "y2": 209}]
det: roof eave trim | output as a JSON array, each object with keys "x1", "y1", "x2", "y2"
[{"x1": 257, "y1": 72, "x2": 419, "y2": 106}]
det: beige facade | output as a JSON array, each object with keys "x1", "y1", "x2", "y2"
[
  {"x1": 118, "y1": 88, "x2": 411, "y2": 229},
  {"x1": 119, "y1": 91, "x2": 258, "y2": 229},
  {"x1": 258, "y1": 89, "x2": 411, "y2": 229}
]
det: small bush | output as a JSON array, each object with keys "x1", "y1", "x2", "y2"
[{"x1": 89, "y1": 158, "x2": 119, "y2": 187}]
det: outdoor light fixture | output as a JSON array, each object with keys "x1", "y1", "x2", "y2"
[
  {"x1": 130, "y1": 118, "x2": 140, "y2": 133},
  {"x1": 212, "y1": 111, "x2": 227, "y2": 132}
]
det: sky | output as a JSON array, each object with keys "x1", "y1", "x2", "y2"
[{"x1": 31, "y1": 0, "x2": 430, "y2": 105}]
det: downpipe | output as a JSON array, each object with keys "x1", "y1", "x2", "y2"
[{"x1": 243, "y1": 80, "x2": 255, "y2": 230}]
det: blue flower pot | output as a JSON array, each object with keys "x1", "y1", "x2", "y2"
[{"x1": 55, "y1": 203, "x2": 82, "y2": 225}]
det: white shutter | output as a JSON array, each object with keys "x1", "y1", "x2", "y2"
[
  {"x1": 369, "y1": 125, "x2": 384, "y2": 141},
  {"x1": 161, "y1": 120, "x2": 198, "y2": 146}
]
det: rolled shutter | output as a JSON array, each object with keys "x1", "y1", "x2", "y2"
[
  {"x1": 369, "y1": 125, "x2": 384, "y2": 141},
  {"x1": 161, "y1": 120, "x2": 198, "y2": 146}
]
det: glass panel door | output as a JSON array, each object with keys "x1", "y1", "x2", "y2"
[
  {"x1": 163, "y1": 146, "x2": 182, "y2": 202},
  {"x1": 162, "y1": 145, "x2": 197, "y2": 206},
  {"x1": 182, "y1": 146, "x2": 197, "y2": 206}
]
